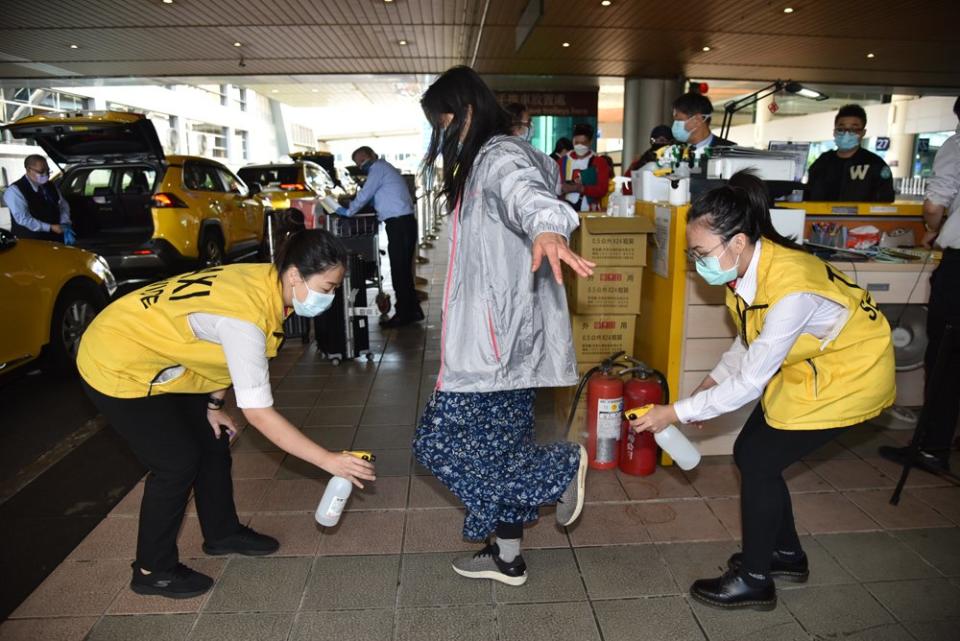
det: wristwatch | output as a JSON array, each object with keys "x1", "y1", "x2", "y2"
[{"x1": 207, "y1": 395, "x2": 225, "y2": 410}]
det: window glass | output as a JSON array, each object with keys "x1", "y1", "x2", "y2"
[
  {"x1": 83, "y1": 169, "x2": 113, "y2": 196},
  {"x1": 304, "y1": 164, "x2": 321, "y2": 190},
  {"x1": 217, "y1": 167, "x2": 246, "y2": 195},
  {"x1": 183, "y1": 162, "x2": 224, "y2": 192},
  {"x1": 119, "y1": 167, "x2": 157, "y2": 194}
]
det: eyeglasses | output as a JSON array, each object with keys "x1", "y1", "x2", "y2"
[
  {"x1": 28, "y1": 167, "x2": 50, "y2": 176},
  {"x1": 833, "y1": 127, "x2": 864, "y2": 135},
  {"x1": 685, "y1": 240, "x2": 726, "y2": 266}
]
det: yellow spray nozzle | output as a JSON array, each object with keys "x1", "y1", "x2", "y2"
[
  {"x1": 625, "y1": 405, "x2": 654, "y2": 421},
  {"x1": 344, "y1": 450, "x2": 376, "y2": 462}
]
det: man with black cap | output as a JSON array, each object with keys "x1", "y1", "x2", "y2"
[{"x1": 2, "y1": 154, "x2": 72, "y2": 242}]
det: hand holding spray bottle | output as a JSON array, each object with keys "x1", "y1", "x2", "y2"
[
  {"x1": 625, "y1": 405, "x2": 701, "y2": 471},
  {"x1": 315, "y1": 450, "x2": 376, "y2": 527}
]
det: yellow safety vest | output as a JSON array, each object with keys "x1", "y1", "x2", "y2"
[
  {"x1": 78, "y1": 264, "x2": 287, "y2": 398},
  {"x1": 726, "y1": 241, "x2": 896, "y2": 430}
]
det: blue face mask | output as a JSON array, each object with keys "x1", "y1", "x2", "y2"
[
  {"x1": 292, "y1": 282, "x2": 335, "y2": 317},
  {"x1": 672, "y1": 118, "x2": 692, "y2": 143},
  {"x1": 694, "y1": 244, "x2": 740, "y2": 286},
  {"x1": 834, "y1": 131, "x2": 861, "y2": 151}
]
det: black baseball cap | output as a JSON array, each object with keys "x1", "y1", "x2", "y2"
[{"x1": 650, "y1": 125, "x2": 673, "y2": 140}]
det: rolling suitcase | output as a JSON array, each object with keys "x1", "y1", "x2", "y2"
[{"x1": 313, "y1": 252, "x2": 374, "y2": 364}]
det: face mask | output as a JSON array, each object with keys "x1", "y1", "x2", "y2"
[
  {"x1": 834, "y1": 131, "x2": 861, "y2": 151},
  {"x1": 694, "y1": 244, "x2": 740, "y2": 286},
  {"x1": 672, "y1": 119, "x2": 691, "y2": 143},
  {"x1": 573, "y1": 144, "x2": 590, "y2": 156},
  {"x1": 292, "y1": 281, "x2": 335, "y2": 317},
  {"x1": 358, "y1": 159, "x2": 373, "y2": 175},
  {"x1": 34, "y1": 174, "x2": 49, "y2": 185}
]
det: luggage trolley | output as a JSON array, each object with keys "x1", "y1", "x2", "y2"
[{"x1": 313, "y1": 213, "x2": 382, "y2": 365}]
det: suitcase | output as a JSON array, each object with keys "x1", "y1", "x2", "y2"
[{"x1": 313, "y1": 252, "x2": 373, "y2": 364}]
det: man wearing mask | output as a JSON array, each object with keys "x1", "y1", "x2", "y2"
[
  {"x1": 806, "y1": 104, "x2": 895, "y2": 202},
  {"x1": 3, "y1": 154, "x2": 73, "y2": 242},
  {"x1": 336, "y1": 146, "x2": 423, "y2": 328},
  {"x1": 559, "y1": 123, "x2": 610, "y2": 212},
  {"x1": 671, "y1": 93, "x2": 734, "y2": 151},
  {"x1": 879, "y1": 97, "x2": 960, "y2": 473}
]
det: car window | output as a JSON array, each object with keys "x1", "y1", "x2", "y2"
[
  {"x1": 217, "y1": 168, "x2": 247, "y2": 196},
  {"x1": 183, "y1": 162, "x2": 224, "y2": 192},
  {"x1": 237, "y1": 166, "x2": 298, "y2": 186},
  {"x1": 304, "y1": 164, "x2": 321, "y2": 191},
  {"x1": 61, "y1": 171, "x2": 86, "y2": 196},
  {"x1": 119, "y1": 168, "x2": 156, "y2": 195},
  {"x1": 83, "y1": 169, "x2": 114, "y2": 196}
]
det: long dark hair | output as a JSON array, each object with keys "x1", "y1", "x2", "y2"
[
  {"x1": 687, "y1": 169, "x2": 800, "y2": 249},
  {"x1": 273, "y1": 229, "x2": 347, "y2": 280},
  {"x1": 420, "y1": 66, "x2": 513, "y2": 211}
]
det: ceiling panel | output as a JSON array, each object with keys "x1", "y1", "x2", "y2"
[{"x1": 0, "y1": 0, "x2": 955, "y2": 88}]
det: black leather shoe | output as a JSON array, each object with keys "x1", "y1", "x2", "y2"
[
  {"x1": 690, "y1": 570, "x2": 777, "y2": 611},
  {"x1": 130, "y1": 562, "x2": 214, "y2": 599},
  {"x1": 728, "y1": 550, "x2": 809, "y2": 583},
  {"x1": 878, "y1": 445, "x2": 950, "y2": 474},
  {"x1": 203, "y1": 525, "x2": 279, "y2": 556}
]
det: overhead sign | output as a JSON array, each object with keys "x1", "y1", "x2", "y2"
[
  {"x1": 875, "y1": 136, "x2": 891, "y2": 151},
  {"x1": 496, "y1": 91, "x2": 598, "y2": 118}
]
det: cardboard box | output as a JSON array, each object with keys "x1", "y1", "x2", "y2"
[
  {"x1": 566, "y1": 265, "x2": 642, "y2": 314},
  {"x1": 571, "y1": 215, "x2": 654, "y2": 267},
  {"x1": 571, "y1": 314, "x2": 637, "y2": 362}
]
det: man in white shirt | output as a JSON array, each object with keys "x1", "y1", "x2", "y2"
[{"x1": 881, "y1": 97, "x2": 960, "y2": 473}]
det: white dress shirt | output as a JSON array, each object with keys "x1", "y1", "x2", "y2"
[
  {"x1": 926, "y1": 130, "x2": 960, "y2": 249},
  {"x1": 151, "y1": 313, "x2": 273, "y2": 409},
  {"x1": 674, "y1": 240, "x2": 847, "y2": 424},
  {"x1": 2, "y1": 178, "x2": 71, "y2": 232}
]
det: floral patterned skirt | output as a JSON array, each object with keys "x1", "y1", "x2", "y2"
[{"x1": 413, "y1": 388, "x2": 580, "y2": 541}]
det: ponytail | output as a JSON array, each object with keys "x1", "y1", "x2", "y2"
[{"x1": 688, "y1": 169, "x2": 801, "y2": 250}]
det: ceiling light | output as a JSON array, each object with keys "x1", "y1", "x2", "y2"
[
  {"x1": 702, "y1": 46, "x2": 711, "y2": 52},
  {"x1": 233, "y1": 42, "x2": 242, "y2": 47},
  {"x1": 384, "y1": 0, "x2": 394, "y2": 3},
  {"x1": 601, "y1": 0, "x2": 612, "y2": 6},
  {"x1": 867, "y1": 52, "x2": 875, "y2": 58},
  {"x1": 783, "y1": 7, "x2": 794, "y2": 13},
  {"x1": 311, "y1": 89, "x2": 319, "y2": 93},
  {"x1": 271, "y1": 89, "x2": 278, "y2": 93},
  {"x1": 783, "y1": 82, "x2": 829, "y2": 101},
  {"x1": 398, "y1": 39, "x2": 408, "y2": 46},
  {"x1": 69, "y1": 44, "x2": 79, "y2": 49},
  {"x1": 162, "y1": 0, "x2": 174, "y2": 4},
  {"x1": 562, "y1": 42, "x2": 570, "y2": 47}
]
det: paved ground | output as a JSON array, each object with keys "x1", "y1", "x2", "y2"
[{"x1": 2, "y1": 238, "x2": 959, "y2": 641}]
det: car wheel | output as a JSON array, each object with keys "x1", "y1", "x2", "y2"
[
  {"x1": 47, "y1": 280, "x2": 105, "y2": 375},
  {"x1": 199, "y1": 230, "x2": 225, "y2": 267}
]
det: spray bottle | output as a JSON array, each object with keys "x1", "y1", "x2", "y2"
[
  {"x1": 610, "y1": 176, "x2": 634, "y2": 217},
  {"x1": 315, "y1": 450, "x2": 376, "y2": 526},
  {"x1": 625, "y1": 405, "x2": 701, "y2": 471}
]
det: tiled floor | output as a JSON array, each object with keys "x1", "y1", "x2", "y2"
[{"x1": 3, "y1": 238, "x2": 960, "y2": 641}]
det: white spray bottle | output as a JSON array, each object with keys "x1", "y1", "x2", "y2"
[
  {"x1": 625, "y1": 405, "x2": 701, "y2": 471},
  {"x1": 315, "y1": 450, "x2": 376, "y2": 527}
]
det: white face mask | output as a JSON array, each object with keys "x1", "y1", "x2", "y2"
[{"x1": 573, "y1": 144, "x2": 590, "y2": 156}]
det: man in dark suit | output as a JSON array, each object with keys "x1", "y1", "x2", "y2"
[{"x1": 671, "y1": 92, "x2": 735, "y2": 150}]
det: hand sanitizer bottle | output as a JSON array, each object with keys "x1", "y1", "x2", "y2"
[
  {"x1": 315, "y1": 451, "x2": 376, "y2": 527},
  {"x1": 625, "y1": 406, "x2": 701, "y2": 471}
]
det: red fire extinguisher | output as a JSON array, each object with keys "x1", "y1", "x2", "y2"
[
  {"x1": 586, "y1": 372, "x2": 624, "y2": 470},
  {"x1": 618, "y1": 373, "x2": 662, "y2": 476}
]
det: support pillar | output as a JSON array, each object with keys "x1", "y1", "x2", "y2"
[{"x1": 622, "y1": 77, "x2": 684, "y2": 172}]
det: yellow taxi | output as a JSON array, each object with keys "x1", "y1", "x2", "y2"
[
  {"x1": 238, "y1": 160, "x2": 341, "y2": 228},
  {"x1": 2, "y1": 111, "x2": 268, "y2": 287},
  {"x1": 0, "y1": 228, "x2": 116, "y2": 376}
]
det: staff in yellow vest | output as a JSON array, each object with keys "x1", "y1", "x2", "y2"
[
  {"x1": 77, "y1": 229, "x2": 376, "y2": 599},
  {"x1": 630, "y1": 170, "x2": 895, "y2": 611}
]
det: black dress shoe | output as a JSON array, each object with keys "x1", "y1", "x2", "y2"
[
  {"x1": 727, "y1": 550, "x2": 809, "y2": 583},
  {"x1": 203, "y1": 525, "x2": 279, "y2": 556},
  {"x1": 380, "y1": 311, "x2": 424, "y2": 329},
  {"x1": 878, "y1": 445, "x2": 951, "y2": 474},
  {"x1": 130, "y1": 562, "x2": 214, "y2": 599},
  {"x1": 690, "y1": 570, "x2": 777, "y2": 611}
]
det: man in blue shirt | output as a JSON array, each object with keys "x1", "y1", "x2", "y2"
[
  {"x1": 3, "y1": 154, "x2": 73, "y2": 242},
  {"x1": 336, "y1": 146, "x2": 423, "y2": 327}
]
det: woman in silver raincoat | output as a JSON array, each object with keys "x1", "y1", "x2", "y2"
[{"x1": 413, "y1": 66, "x2": 595, "y2": 587}]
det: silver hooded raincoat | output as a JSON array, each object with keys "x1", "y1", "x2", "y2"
[{"x1": 436, "y1": 135, "x2": 580, "y2": 393}]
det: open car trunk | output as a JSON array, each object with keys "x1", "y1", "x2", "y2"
[{"x1": 59, "y1": 164, "x2": 159, "y2": 250}]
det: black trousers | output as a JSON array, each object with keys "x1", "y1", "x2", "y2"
[
  {"x1": 82, "y1": 382, "x2": 241, "y2": 571},
  {"x1": 921, "y1": 248, "x2": 960, "y2": 455},
  {"x1": 733, "y1": 404, "x2": 848, "y2": 575},
  {"x1": 384, "y1": 214, "x2": 423, "y2": 320}
]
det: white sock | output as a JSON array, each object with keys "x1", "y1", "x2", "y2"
[{"x1": 495, "y1": 537, "x2": 521, "y2": 563}]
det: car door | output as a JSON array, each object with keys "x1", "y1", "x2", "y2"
[
  {"x1": 216, "y1": 166, "x2": 258, "y2": 245},
  {"x1": 0, "y1": 232, "x2": 45, "y2": 370},
  {"x1": 184, "y1": 161, "x2": 233, "y2": 249}
]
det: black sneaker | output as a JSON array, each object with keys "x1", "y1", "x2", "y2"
[
  {"x1": 452, "y1": 542, "x2": 527, "y2": 586},
  {"x1": 878, "y1": 445, "x2": 951, "y2": 474},
  {"x1": 130, "y1": 562, "x2": 214, "y2": 599},
  {"x1": 727, "y1": 550, "x2": 809, "y2": 583},
  {"x1": 202, "y1": 525, "x2": 279, "y2": 556},
  {"x1": 690, "y1": 569, "x2": 777, "y2": 611}
]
